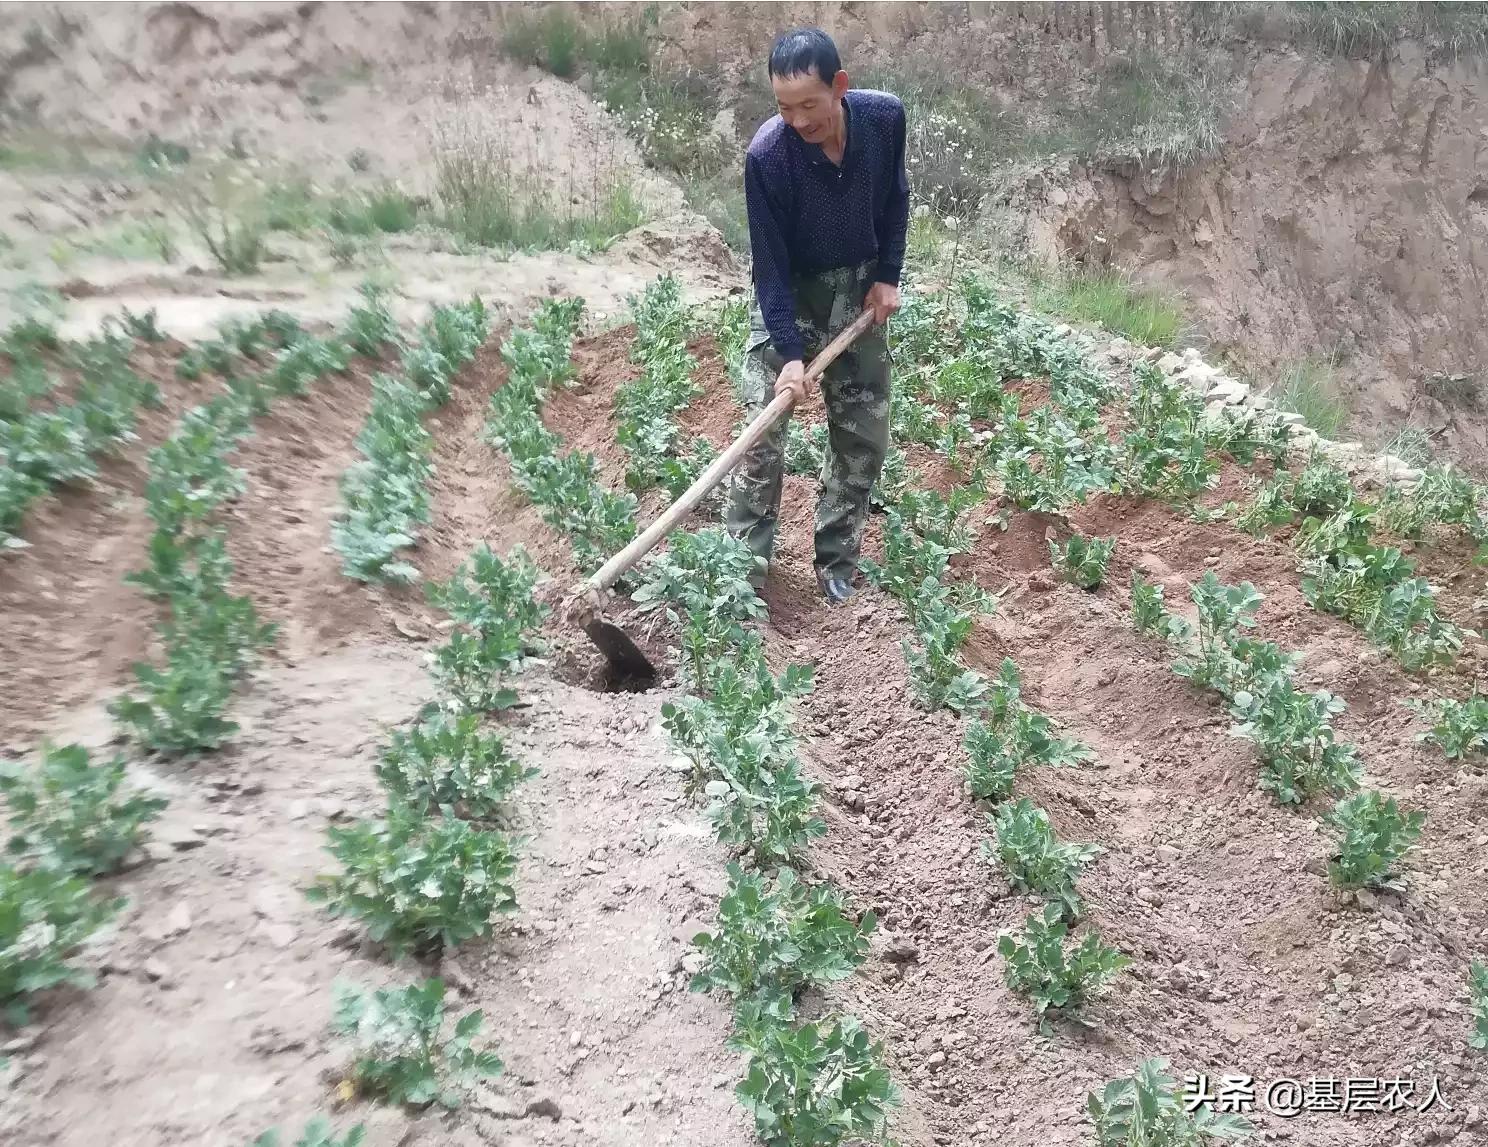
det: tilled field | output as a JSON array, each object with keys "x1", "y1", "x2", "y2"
[{"x1": 1, "y1": 279, "x2": 1485, "y2": 1147}]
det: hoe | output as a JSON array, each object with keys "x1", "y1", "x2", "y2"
[{"x1": 566, "y1": 307, "x2": 876, "y2": 684}]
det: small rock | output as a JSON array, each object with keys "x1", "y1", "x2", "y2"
[
  {"x1": 583, "y1": 860, "x2": 609, "y2": 875},
  {"x1": 142, "y1": 841, "x2": 175, "y2": 863},
  {"x1": 1386, "y1": 944, "x2": 1410, "y2": 967},
  {"x1": 142, "y1": 959, "x2": 173, "y2": 986},
  {"x1": 837, "y1": 774, "x2": 865, "y2": 792},
  {"x1": 681, "y1": 952, "x2": 706, "y2": 975},
  {"x1": 287, "y1": 799, "x2": 311, "y2": 821},
  {"x1": 118, "y1": 847, "x2": 149, "y2": 872},
  {"x1": 1135, "y1": 886, "x2": 1163, "y2": 907},
  {"x1": 525, "y1": 1096, "x2": 562, "y2": 1122},
  {"x1": 884, "y1": 936, "x2": 920, "y2": 964},
  {"x1": 163, "y1": 901, "x2": 192, "y2": 937},
  {"x1": 712, "y1": 1073, "x2": 731, "y2": 1089},
  {"x1": 259, "y1": 922, "x2": 296, "y2": 949},
  {"x1": 1155, "y1": 845, "x2": 1181, "y2": 862},
  {"x1": 156, "y1": 825, "x2": 205, "y2": 851},
  {"x1": 926, "y1": 1050, "x2": 947, "y2": 1069},
  {"x1": 1464, "y1": 1104, "x2": 1482, "y2": 1128},
  {"x1": 1333, "y1": 972, "x2": 1354, "y2": 993}
]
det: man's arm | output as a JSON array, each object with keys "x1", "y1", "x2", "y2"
[
  {"x1": 744, "y1": 151, "x2": 804, "y2": 364},
  {"x1": 873, "y1": 100, "x2": 910, "y2": 287}
]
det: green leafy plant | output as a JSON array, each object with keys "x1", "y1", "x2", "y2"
[
  {"x1": 110, "y1": 590, "x2": 275, "y2": 756},
  {"x1": 1088, "y1": 1057, "x2": 1253, "y2": 1145},
  {"x1": 1470, "y1": 960, "x2": 1488, "y2": 1052},
  {"x1": 307, "y1": 803, "x2": 517, "y2": 957},
  {"x1": 690, "y1": 864, "x2": 875, "y2": 1011},
  {"x1": 988, "y1": 798, "x2": 1099, "y2": 919},
  {"x1": 704, "y1": 738, "x2": 827, "y2": 865},
  {"x1": 998, "y1": 901, "x2": 1130, "y2": 1016},
  {"x1": 0, "y1": 743, "x2": 166, "y2": 877},
  {"x1": 424, "y1": 544, "x2": 547, "y2": 711},
  {"x1": 375, "y1": 705, "x2": 534, "y2": 818},
  {"x1": 1324, "y1": 790, "x2": 1426, "y2": 891},
  {"x1": 332, "y1": 374, "x2": 434, "y2": 584},
  {"x1": 731, "y1": 1012, "x2": 899, "y2": 1147},
  {"x1": 962, "y1": 660, "x2": 1093, "y2": 800},
  {"x1": 662, "y1": 641, "x2": 812, "y2": 784},
  {"x1": 342, "y1": 282, "x2": 402, "y2": 357},
  {"x1": 1129, "y1": 569, "x2": 1177, "y2": 637},
  {"x1": 0, "y1": 865, "x2": 122, "y2": 1024},
  {"x1": 1171, "y1": 573, "x2": 1264, "y2": 695},
  {"x1": 331, "y1": 978, "x2": 502, "y2": 1109},
  {"x1": 616, "y1": 273, "x2": 701, "y2": 492},
  {"x1": 902, "y1": 578, "x2": 987, "y2": 713},
  {"x1": 1407, "y1": 692, "x2": 1487, "y2": 760},
  {"x1": 251, "y1": 1118, "x2": 366, "y2": 1147},
  {"x1": 635, "y1": 527, "x2": 766, "y2": 683},
  {"x1": 1227, "y1": 681, "x2": 1363, "y2": 805},
  {"x1": 1049, "y1": 532, "x2": 1115, "y2": 589}
]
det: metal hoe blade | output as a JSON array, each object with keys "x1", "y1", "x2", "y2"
[{"x1": 581, "y1": 614, "x2": 657, "y2": 684}]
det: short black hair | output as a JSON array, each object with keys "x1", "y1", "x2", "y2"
[{"x1": 768, "y1": 28, "x2": 841, "y2": 85}]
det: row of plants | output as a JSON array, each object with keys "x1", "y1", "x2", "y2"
[
  {"x1": 483, "y1": 296, "x2": 638, "y2": 573},
  {"x1": 331, "y1": 288, "x2": 488, "y2": 584},
  {"x1": 1237, "y1": 449, "x2": 1483, "y2": 673},
  {"x1": 111, "y1": 309, "x2": 356, "y2": 757},
  {"x1": 269, "y1": 528, "x2": 549, "y2": 1132},
  {"x1": 488, "y1": 297, "x2": 904, "y2": 1145},
  {"x1": 859, "y1": 382, "x2": 1134, "y2": 1033},
  {"x1": 1130, "y1": 569, "x2": 1427, "y2": 889},
  {"x1": 1, "y1": 312, "x2": 167, "y2": 550},
  {"x1": 865, "y1": 280, "x2": 1285, "y2": 1137},
  {"x1": 637, "y1": 530, "x2": 901, "y2": 1145},
  {"x1": 615, "y1": 273, "x2": 718, "y2": 498},
  {"x1": 0, "y1": 305, "x2": 353, "y2": 1027}
]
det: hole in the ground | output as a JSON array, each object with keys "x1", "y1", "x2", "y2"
[
  {"x1": 550, "y1": 640, "x2": 662, "y2": 694},
  {"x1": 596, "y1": 664, "x2": 657, "y2": 694}
]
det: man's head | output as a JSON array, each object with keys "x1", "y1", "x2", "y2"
[{"x1": 768, "y1": 28, "x2": 848, "y2": 145}]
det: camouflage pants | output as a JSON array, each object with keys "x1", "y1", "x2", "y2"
[{"x1": 724, "y1": 261, "x2": 890, "y2": 582}]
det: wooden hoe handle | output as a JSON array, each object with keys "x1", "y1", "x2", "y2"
[{"x1": 582, "y1": 307, "x2": 878, "y2": 595}]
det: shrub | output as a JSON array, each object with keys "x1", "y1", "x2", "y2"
[
  {"x1": 331, "y1": 978, "x2": 502, "y2": 1109},
  {"x1": 998, "y1": 902, "x2": 1130, "y2": 1016},
  {"x1": 307, "y1": 803, "x2": 518, "y2": 957},
  {"x1": 690, "y1": 864, "x2": 875, "y2": 1011},
  {"x1": 0, "y1": 865, "x2": 122, "y2": 1024},
  {"x1": 1324, "y1": 790, "x2": 1426, "y2": 891},
  {"x1": 1089, "y1": 1057, "x2": 1254, "y2": 1145},
  {"x1": 0, "y1": 743, "x2": 166, "y2": 877}
]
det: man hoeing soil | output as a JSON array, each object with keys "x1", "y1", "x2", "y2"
[{"x1": 724, "y1": 27, "x2": 910, "y2": 604}]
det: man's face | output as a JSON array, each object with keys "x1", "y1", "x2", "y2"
[{"x1": 771, "y1": 68, "x2": 848, "y2": 145}]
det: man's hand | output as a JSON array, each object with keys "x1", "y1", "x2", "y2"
[
  {"x1": 866, "y1": 282, "x2": 901, "y2": 325},
  {"x1": 774, "y1": 359, "x2": 807, "y2": 406}
]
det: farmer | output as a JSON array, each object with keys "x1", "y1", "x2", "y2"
[{"x1": 724, "y1": 26, "x2": 909, "y2": 604}]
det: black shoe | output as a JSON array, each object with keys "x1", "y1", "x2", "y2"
[{"x1": 818, "y1": 571, "x2": 855, "y2": 605}]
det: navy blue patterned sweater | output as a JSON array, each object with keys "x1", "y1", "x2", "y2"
[{"x1": 744, "y1": 88, "x2": 911, "y2": 363}]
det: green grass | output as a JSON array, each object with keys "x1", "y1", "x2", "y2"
[
  {"x1": 1281, "y1": 2, "x2": 1488, "y2": 61},
  {"x1": 1261, "y1": 355, "x2": 1349, "y2": 438},
  {"x1": 328, "y1": 185, "x2": 421, "y2": 236},
  {"x1": 1031, "y1": 266, "x2": 1185, "y2": 348},
  {"x1": 501, "y1": 5, "x2": 653, "y2": 78}
]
